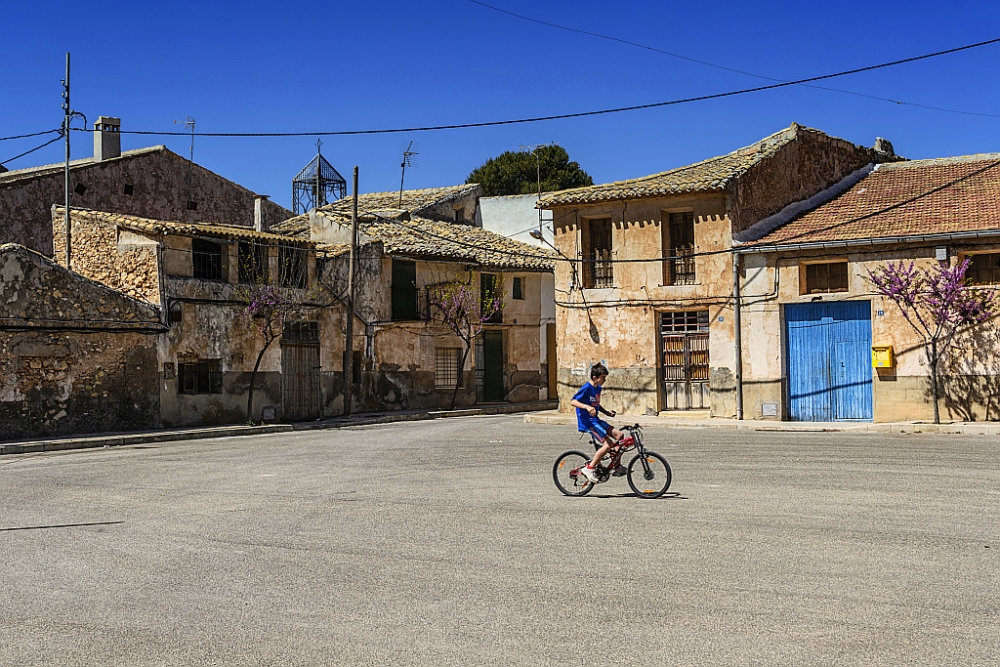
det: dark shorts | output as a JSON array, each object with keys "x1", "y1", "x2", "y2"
[{"x1": 582, "y1": 419, "x2": 613, "y2": 442}]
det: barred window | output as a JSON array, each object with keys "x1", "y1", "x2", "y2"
[
  {"x1": 192, "y1": 239, "x2": 224, "y2": 280},
  {"x1": 435, "y1": 347, "x2": 462, "y2": 388},
  {"x1": 283, "y1": 321, "x2": 319, "y2": 343},
  {"x1": 178, "y1": 360, "x2": 223, "y2": 394},
  {"x1": 664, "y1": 212, "x2": 695, "y2": 285},
  {"x1": 278, "y1": 244, "x2": 307, "y2": 288},
  {"x1": 583, "y1": 218, "x2": 613, "y2": 288},
  {"x1": 513, "y1": 276, "x2": 524, "y2": 300},
  {"x1": 238, "y1": 241, "x2": 268, "y2": 284}
]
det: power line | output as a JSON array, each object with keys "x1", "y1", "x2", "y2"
[
  {"x1": 1, "y1": 133, "x2": 64, "y2": 166},
  {"x1": 62, "y1": 36, "x2": 1000, "y2": 139},
  {"x1": 0, "y1": 128, "x2": 61, "y2": 142},
  {"x1": 468, "y1": 0, "x2": 1000, "y2": 119}
]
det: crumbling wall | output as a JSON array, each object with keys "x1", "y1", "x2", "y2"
[
  {"x1": 1, "y1": 147, "x2": 292, "y2": 256},
  {"x1": 52, "y1": 208, "x2": 161, "y2": 304}
]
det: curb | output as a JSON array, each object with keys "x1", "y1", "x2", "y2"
[
  {"x1": 0, "y1": 401, "x2": 557, "y2": 456},
  {"x1": 523, "y1": 411, "x2": 1000, "y2": 436}
]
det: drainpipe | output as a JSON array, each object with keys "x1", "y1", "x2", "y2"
[{"x1": 733, "y1": 249, "x2": 743, "y2": 420}]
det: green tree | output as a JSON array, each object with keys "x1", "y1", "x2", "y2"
[{"x1": 466, "y1": 145, "x2": 593, "y2": 196}]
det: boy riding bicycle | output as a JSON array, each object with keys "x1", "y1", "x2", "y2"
[{"x1": 570, "y1": 363, "x2": 626, "y2": 484}]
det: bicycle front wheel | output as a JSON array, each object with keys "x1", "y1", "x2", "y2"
[
  {"x1": 552, "y1": 450, "x2": 595, "y2": 497},
  {"x1": 627, "y1": 451, "x2": 672, "y2": 499}
]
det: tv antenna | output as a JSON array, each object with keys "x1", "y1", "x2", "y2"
[{"x1": 398, "y1": 140, "x2": 419, "y2": 207}]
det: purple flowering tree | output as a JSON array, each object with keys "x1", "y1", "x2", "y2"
[
  {"x1": 428, "y1": 273, "x2": 505, "y2": 410},
  {"x1": 868, "y1": 258, "x2": 996, "y2": 423},
  {"x1": 234, "y1": 281, "x2": 318, "y2": 424}
]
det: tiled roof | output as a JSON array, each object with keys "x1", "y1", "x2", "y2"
[
  {"x1": 538, "y1": 124, "x2": 860, "y2": 207},
  {"x1": 272, "y1": 184, "x2": 480, "y2": 237},
  {"x1": 335, "y1": 213, "x2": 554, "y2": 270},
  {"x1": 747, "y1": 154, "x2": 1000, "y2": 247},
  {"x1": 60, "y1": 207, "x2": 316, "y2": 246},
  {"x1": 0, "y1": 146, "x2": 166, "y2": 185}
]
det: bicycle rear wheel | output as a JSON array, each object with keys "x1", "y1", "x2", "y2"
[
  {"x1": 626, "y1": 451, "x2": 672, "y2": 499},
  {"x1": 552, "y1": 450, "x2": 595, "y2": 496}
]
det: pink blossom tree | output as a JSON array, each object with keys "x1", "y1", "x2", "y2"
[
  {"x1": 428, "y1": 272, "x2": 505, "y2": 410},
  {"x1": 235, "y1": 275, "x2": 322, "y2": 424},
  {"x1": 868, "y1": 258, "x2": 996, "y2": 423}
]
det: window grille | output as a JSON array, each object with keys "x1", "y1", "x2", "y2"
[
  {"x1": 804, "y1": 262, "x2": 848, "y2": 293},
  {"x1": 664, "y1": 212, "x2": 696, "y2": 285},
  {"x1": 480, "y1": 273, "x2": 503, "y2": 323},
  {"x1": 192, "y1": 238, "x2": 224, "y2": 280},
  {"x1": 238, "y1": 241, "x2": 268, "y2": 284},
  {"x1": 282, "y1": 321, "x2": 319, "y2": 343},
  {"x1": 178, "y1": 360, "x2": 223, "y2": 394},
  {"x1": 967, "y1": 253, "x2": 1000, "y2": 285},
  {"x1": 660, "y1": 310, "x2": 709, "y2": 333},
  {"x1": 584, "y1": 218, "x2": 613, "y2": 288},
  {"x1": 278, "y1": 244, "x2": 307, "y2": 288},
  {"x1": 435, "y1": 347, "x2": 462, "y2": 388}
]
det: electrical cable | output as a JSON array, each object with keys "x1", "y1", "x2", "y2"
[
  {"x1": 1, "y1": 133, "x2": 64, "y2": 167},
  {"x1": 467, "y1": 0, "x2": 1000, "y2": 119},
  {"x1": 0, "y1": 128, "x2": 61, "y2": 142},
  {"x1": 63, "y1": 36, "x2": 1000, "y2": 138}
]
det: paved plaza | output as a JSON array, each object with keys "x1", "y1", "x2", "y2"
[{"x1": 1, "y1": 416, "x2": 997, "y2": 666}]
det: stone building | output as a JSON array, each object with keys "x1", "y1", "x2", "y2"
[
  {"x1": 1, "y1": 117, "x2": 292, "y2": 256},
  {"x1": 737, "y1": 153, "x2": 1000, "y2": 422},
  {"x1": 537, "y1": 123, "x2": 900, "y2": 418},
  {"x1": 274, "y1": 185, "x2": 555, "y2": 411},
  {"x1": 0, "y1": 243, "x2": 163, "y2": 439},
  {"x1": 51, "y1": 207, "x2": 332, "y2": 427}
]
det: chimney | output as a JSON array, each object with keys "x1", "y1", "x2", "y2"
[
  {"x1": 254, "y1": 195, "x2": 270, "y2": 232},
  {"x1": 874, "y1": 137, "x2": 895, "y2": 158},
  {"x1": 93, "y1": 116, "x2": 121, "y2": 161}
]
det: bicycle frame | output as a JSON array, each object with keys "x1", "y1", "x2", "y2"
[{"x1": 580, "y1": 424, "x2": 648, "y2": 480}]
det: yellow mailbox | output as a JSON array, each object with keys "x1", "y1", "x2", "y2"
[{"x1": 872, "y1": 345, "x2": 894, "y2": 368}]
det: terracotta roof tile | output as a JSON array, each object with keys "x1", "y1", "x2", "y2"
[
  {"x1": 272, "y1": 184, "x2": 480, "y2": 237},
  {"x1": 333, "y1": 213, "x2": 554, "y2": 271},
  {"x1": 537, "y1": 124, "x2": 841, "y2": 207},
  {"x1": 749, "y1": 154, "x2": 1000, "y2": 246},
  {"x1": 59, "y1": 207, "x2": 316, "y2": 245}
]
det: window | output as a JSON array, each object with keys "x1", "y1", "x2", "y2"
[
  {"x1": 238, "y1": 241, "x2": 268, "y2": 284},
  {"x1": 481, "y1": 273, "x2": 503, "y2": 324},
  {"x1": 192, "y1": 238, "x2": 224, "y2": 280},
  {"x1": 391, "y1": 259, "x2": 419, "y2": 321},
  {"x1": 123, "y1": 184, "x2": 134, "y2": 196},
  {"x1": 967, "y1": 253, "x2": 1000, "y2": 285},
  {"x1": 178, "y1": 359, "x2": 222, "y2": 394},
  {"x1": 278, "y1": 244, "x2": 307, "y2": 288},
  {"x1": 512, "y1": 276, "x2": 524, "y2": 300},
  {"x1": 435, "y1": 347, "x2": 462, "y2": 388},
  {"x1": 583, "y1": 218, "x2": 613, "y2": 288},
  {"x1": 804, "y1": 261, "x2": 848, "y2": 293},
  {"x1": 454, "y1": 208, "x2": 465, "y2": 223},
  {"x1": 664, "y1": 212, "x2": 696, "y2": 285},
  {"x1": 74, "y1": 183, "x2": 87, "y2": 196},
  {"x1": 352, "y1": 350, "x2": 362, "y2": 385},
  {"x1": 186, "y1": 200, "x2": 198, "y2": 211},
  {"x1": 282, "y1": 321, "x2": 319, "y2": 342}
]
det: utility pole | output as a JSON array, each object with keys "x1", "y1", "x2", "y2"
[
  {"x1": 343, "y1": 166, "x2": 359, "y2": 416},
  {"x1": 62, "y1": 53, "x2": 71, "y2": 269}
]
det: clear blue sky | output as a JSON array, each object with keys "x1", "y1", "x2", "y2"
[{"x1": 3, "y1": 1, "x2": 999, "y2": 212}]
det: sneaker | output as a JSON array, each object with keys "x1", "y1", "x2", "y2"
[
  {"x1": 580, "y1": 464, "x2": 599, "y2": 484},
  {"x1": 611, "y1": 465, "x2": 627, "y2": 477}
]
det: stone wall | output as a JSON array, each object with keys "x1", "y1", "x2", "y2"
[
  {"x1": 1, "y1": 147, "x2": 292, "y2": 256},
  {"x1": 52, "y1": 208, "x2": 161, "y2": 304},
  {"x1": 0, "y1": 243, "x2": 161, "y2": 440}
]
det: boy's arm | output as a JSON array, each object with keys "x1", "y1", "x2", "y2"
[
  {"x1": 570, "y1": 398, "x2": 597, "y2": 416},
  {"x1": 597, "y1": 405, "x2": 617, "y2": 417}
]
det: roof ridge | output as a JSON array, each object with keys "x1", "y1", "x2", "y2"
[{"x1": 877, "y1": 153, "x2": 1000, "y2": 169}]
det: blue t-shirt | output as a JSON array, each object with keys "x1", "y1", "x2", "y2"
[{"x1": 573, "y1": 381, "x2": 602, "y2": 432}]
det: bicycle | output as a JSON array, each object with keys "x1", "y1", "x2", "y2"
[{"x1": 552, "y1": 424, "x2": 672, "y2": 499}]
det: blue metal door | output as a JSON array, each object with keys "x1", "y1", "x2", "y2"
[{"x1": 785, "y1": 302, "x2": 873, "y2": 421}]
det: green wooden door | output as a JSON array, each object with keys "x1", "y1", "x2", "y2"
[{"x1": 482, "y1": 330, "x2": 505, "y2": 402}]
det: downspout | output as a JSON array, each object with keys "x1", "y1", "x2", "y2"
[{"x1": 733, "y1": 249, "x2": 743, "y2": 420}]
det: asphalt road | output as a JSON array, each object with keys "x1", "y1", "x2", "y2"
[{"x1": 1, "y1": 416, "x2": 998, "y2": 666}]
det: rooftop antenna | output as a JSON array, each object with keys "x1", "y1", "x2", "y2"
[
  {"x1": 520, "y1": 143, "x2": 548, "y2": 234},
  {"x1": 174, "y1": 116, "x2": 196, "y2": 214},
  {"x1": 398, "y1": 140, "x2": 419, "y2": 207}
]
